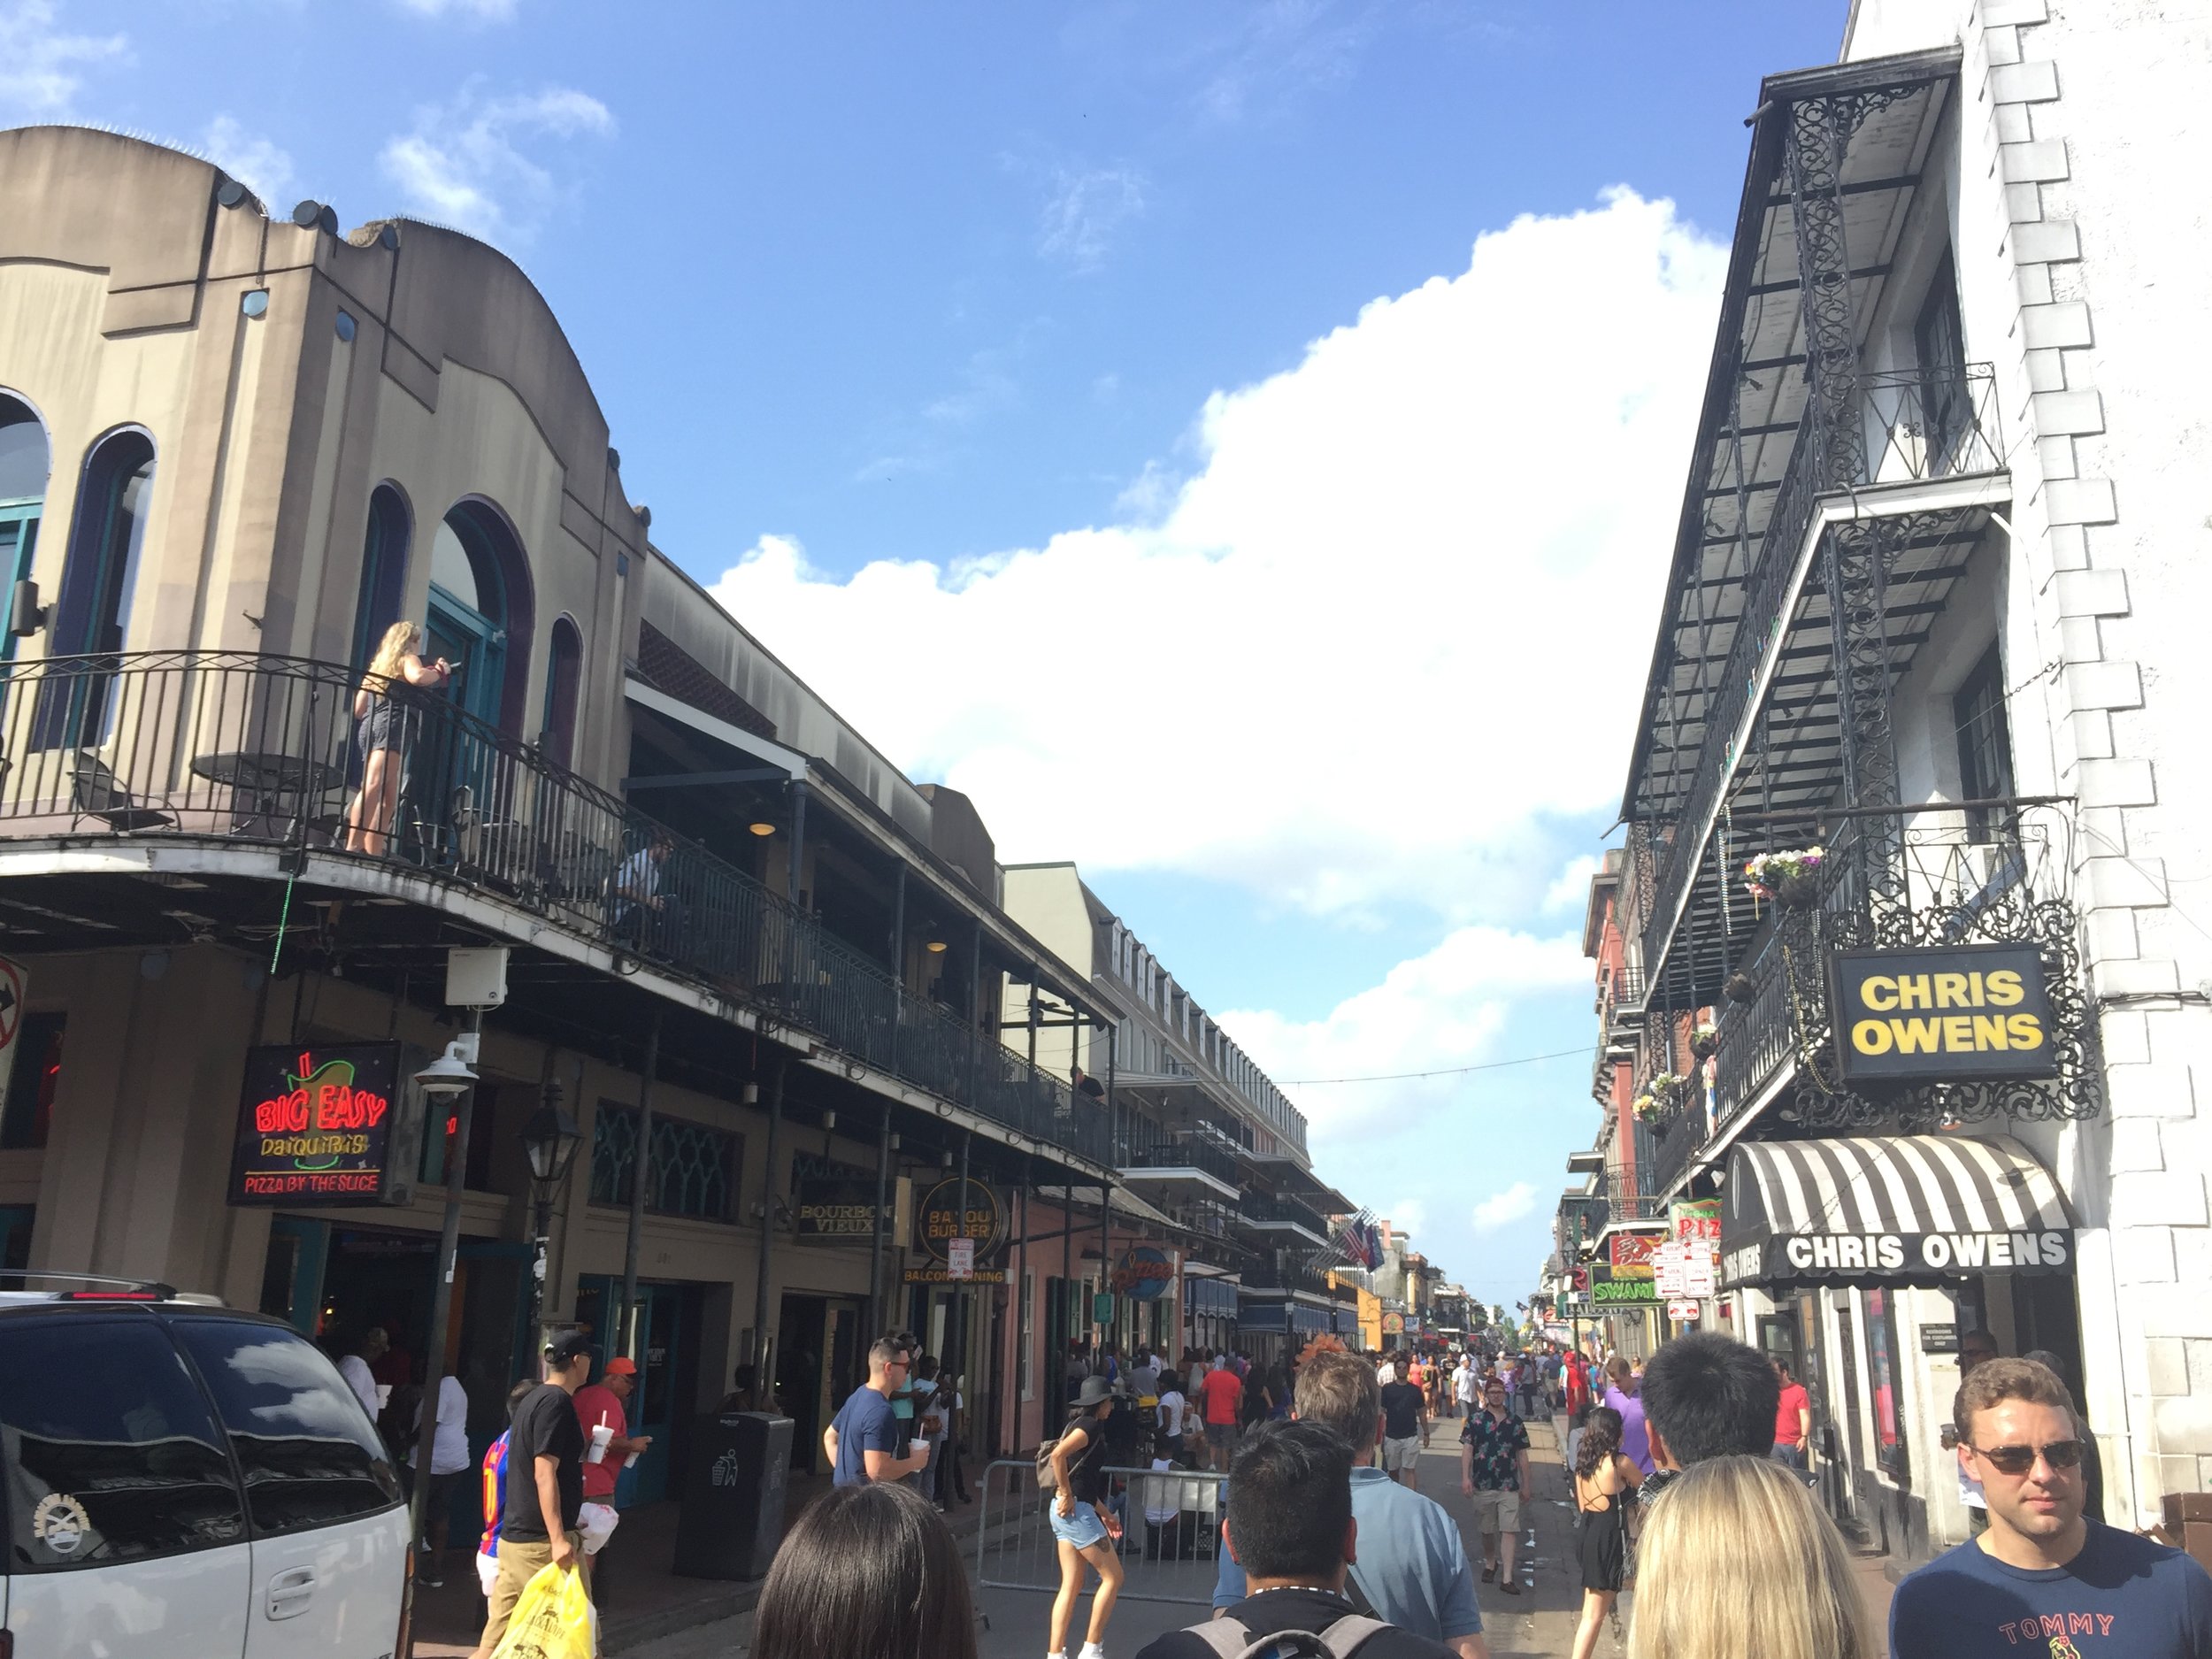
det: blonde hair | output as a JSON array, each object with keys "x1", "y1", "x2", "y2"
[
  {"x1": 1629, "y1": 1455, "x2": 1871, "y2": 1659},
  {"x1": 363, "y1": 619, "x2": 420, "y2": 692}
]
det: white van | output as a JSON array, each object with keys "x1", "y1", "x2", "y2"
[{"x1": 0, "y1": 1283, "x2": 409, "y2": 1658}]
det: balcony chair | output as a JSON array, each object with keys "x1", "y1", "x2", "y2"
[{"x1": 69, "y1": 751, "x2": 173, "y2": 833}]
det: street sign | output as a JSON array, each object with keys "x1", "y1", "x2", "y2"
[
  {"x1": 1653, "y1": 1241, "x2": 1689, "y2": 1297},
  {"x1": 1684, "y1": 1248, "x2": 1716, "y2": 1298},
  {"x1": 947, "y1": 1237, "x2": 974, "y2": 1280},
  {"x1": 1667, "y1": 1301, "x2": 1701, "y2": 1321}
]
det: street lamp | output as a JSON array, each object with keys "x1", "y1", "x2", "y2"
[
  {"x1": 521, "y1": 1083, "x2": 584, "y2": 1326},
  {"x1": 415, "y1": 1040, "x2": 478, "y2": 1097}
]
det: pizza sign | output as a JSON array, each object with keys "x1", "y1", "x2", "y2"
[{"x1": 228, "y1": 1044, "x2": 403, "y2": 1205}]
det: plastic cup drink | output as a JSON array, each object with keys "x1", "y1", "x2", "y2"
[
  {"x1": 375, "y1": 1384, "x2": 393, "y2": 1412},
  {"x1": 586, "y1": 1422, "x2": 612, "y2": 1464}
]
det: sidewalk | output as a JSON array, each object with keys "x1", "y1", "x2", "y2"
[{"x1": 411, "y1": 1463, "x2": 997, "y2": 1656}]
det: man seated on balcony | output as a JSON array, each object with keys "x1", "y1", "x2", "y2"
[{"x1": 613, "y1": 828, "x2": 682, "y2": 956}]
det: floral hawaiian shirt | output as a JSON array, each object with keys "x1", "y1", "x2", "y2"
[{"x1": 1459, "y1": 1406, "x2": 1529, "y2": 1490}]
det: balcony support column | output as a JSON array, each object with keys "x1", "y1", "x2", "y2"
[{"x1": 1823, "y1": 517, "x2": 1906, "y2": 908}]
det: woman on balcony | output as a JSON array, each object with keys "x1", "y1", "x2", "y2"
[{"x1": 344, "y1": 619, "x2": 449, "y2": 856}]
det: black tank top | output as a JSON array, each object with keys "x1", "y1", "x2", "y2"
[{"x1": 1064, "y1": 1416, "x2": 1110, "y2": 1503}]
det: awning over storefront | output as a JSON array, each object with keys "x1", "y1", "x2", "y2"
[{"x1": 1720, "y1": 1134, "x2": 2074, "y2": 1289}]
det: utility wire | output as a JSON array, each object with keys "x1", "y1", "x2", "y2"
[{"x1": 1279, "y1": 1047, "x2": 1587, "y2": 1086}]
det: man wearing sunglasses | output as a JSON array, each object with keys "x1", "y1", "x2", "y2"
[
  {"x1": 1890, "y1": 1357, "x2": 2212, "y2": 1657},
  {"x1": 824, "y1": 1337, "x2": 932, "y2": 1486}
]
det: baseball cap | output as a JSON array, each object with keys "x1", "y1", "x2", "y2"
[
  {"x1": 603, "y1": 1356, "x2": 638, "y2": 1377},
  {"x1": 545, "y1": 1330, "x2": 593, "y2": 1366}
]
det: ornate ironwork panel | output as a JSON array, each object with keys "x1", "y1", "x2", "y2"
[{"x1": 1821, "y1": 516, "x2": 1905, "y2": 907}]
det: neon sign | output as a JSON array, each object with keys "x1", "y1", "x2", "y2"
[{"x1": 228, "y1": 1043, "x2": 403, "y2": 1206}]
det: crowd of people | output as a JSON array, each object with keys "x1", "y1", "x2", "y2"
[{"x1": 429, "y1": 1315, "x2": 2212, "y2": 1659}]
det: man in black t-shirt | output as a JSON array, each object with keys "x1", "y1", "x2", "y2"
[
  {"x1": 475, "y1": 1331, "x2": 593, "y2": 1659},
  {"x1": 1138, "y1": 1420, "x2": 1451, "y2": 1659},
  {"x1": 1379, "y1": 1368, "x2": 1429, "y2": 1490}
]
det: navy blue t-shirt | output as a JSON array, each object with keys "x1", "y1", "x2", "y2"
[
  {"x1": 829, "y1": 1386, "x2": 901, "y2": 1486},
  {"x1": 1891, "y1": 1523, "x2": 2212, "y2": 1659}
]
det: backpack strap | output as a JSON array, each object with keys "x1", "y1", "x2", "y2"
[
  {"x1": 1181, "y1": 1617, "x2": 1256, "y2": 1657},
  {"x1": 1315, "y1": 1614, "x2": 1392, "y2": 1657}
]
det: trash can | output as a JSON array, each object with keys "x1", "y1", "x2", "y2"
[{"x1": 672, "y1": 1410, "x2": 793, "y2": 1580}]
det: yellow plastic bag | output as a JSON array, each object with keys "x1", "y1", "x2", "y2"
[{"x1": 492, "y1": 1561, "x2": 596, "y2": 1659}]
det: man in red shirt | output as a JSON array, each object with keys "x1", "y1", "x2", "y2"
[
  {"x1": 1197, "y1": 1356, "x2": 1245, "y2": 1471},
  {"x1": 1771, "y1": 1356, "x2": 1811, "y2": 1471},
  {"x1": 572, "y1": 1356, "x2": 651, "y2": 1604}
]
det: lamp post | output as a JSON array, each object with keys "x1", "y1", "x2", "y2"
[
  {"x1": 397, "y1": 1036, "x2": 477, "y2": 1659},
  {"x1": 520, "y1": 1081, "x2": 585, "y2": 1333}
]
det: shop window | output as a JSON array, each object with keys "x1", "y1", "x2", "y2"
[
  {"x1": 1863, "y1": 1287, "x2": 1908, "y2": 1478},
  {"x1": 589, "y1": 1102, "x2": 741, "y2": 1222},
  {"x1": 0, "y1": 1315, "x2": 245, "y2": 1568},
  {"x1": 541, "y1": 616, "x2": 582, "y2": 767},
  {"x1": 173, "y1": 1319, "x2": 402, "y2": 1535},
  {"x1": 1, "y1": 1010, "x2": 64, "y2": 1149},
  {"x1": 1952, "y1": 641, "x2": 2016, "y2": 842},
  {"x1": 349, "y1": 484, "x2": 412, "y2": 680}
]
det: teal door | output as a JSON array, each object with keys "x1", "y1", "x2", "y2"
[
  {"x1": 572, "y1": 1276, "x2": 684, "y2": 1506},
  {"x1": 260, "y1": 1217, "x2": 331, "y2": 1334},
  {"x1": 426, "y1": 586, "x2": 503, "y2": 728}
]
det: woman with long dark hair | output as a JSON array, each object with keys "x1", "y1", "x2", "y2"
[
  {"x1": 1571, "y1": 1404, "x2": 1641, "y2": 1659},
  {"x1": 749, "y1": 1479, "x2": 978, "y2": 1659}
]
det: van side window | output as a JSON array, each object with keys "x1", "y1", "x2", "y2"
[
  {"x1": 0, "y1": 1317, "x2": 245, "y2": 1569},
  {"x1": 174, "y1": 1320, "x2": 403, "y2": 1534},
  {"x1": 174, "y1": 1319, "x2": 403, "y2": 1534}
]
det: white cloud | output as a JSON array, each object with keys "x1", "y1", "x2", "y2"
[
  {"x1": 1541, "y1": 853, "x2": 1603, "y2": 916},
  {"x1": 1471, "y1": 1181, "x2": 1537, "y2": 1233},
  {"x1": 379, "y1": 82, "x2": 613, "y2": 243},
  {"x1": 1217, "y1": 924, "x2": 1586, "y2": 1138},
  {"x1": 0, "y1": 0, "x2": 126, "y2": 119},
  {"x1": 1039, "y1": 165, "x2": 1148, "y2": 271},
  {"x1": 1384, "y1": 1196, "x2": 1428, "y2": 1238},
  {"x1": 395, "y1": 0, "x2": 518, "y2": 19},
  {"x1": 708, "y1": 188, "x2": 1724, "y2": 922},
  {"x1": 204, "y1": 115, "x2": 293, "y2": 207}
]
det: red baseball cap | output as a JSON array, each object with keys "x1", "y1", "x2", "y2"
[{"x1": 603, "y1": 1356, "x2": 638, "y2": 1377}]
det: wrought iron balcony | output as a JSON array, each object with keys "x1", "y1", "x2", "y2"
[
  {"x1": 1635, "y1": 363, "x2": 2005, "y2": 1008},
  {"x1": 1634, "y1": 804, "x2": 2096, "y2": 1192},
  {"x1": 0, "y1": 649, "x2": 1110, "y2": 1166},
  {"x1": 1240, "y1": 1193, "x2": 1329, "y2": 1237},
  {"x1": 1118, "y1": 1133, "x2": 1240, "y2": 1187}
]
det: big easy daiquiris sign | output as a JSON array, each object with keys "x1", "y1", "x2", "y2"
[
  {"x1": 1830, "y1": 943, "x2": 2057, "y2": 1084},
  {"x1": 228, "y1": 1044, "x2": 405, "y2": 1205}
]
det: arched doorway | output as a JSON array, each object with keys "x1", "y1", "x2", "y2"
[
  {"x1": 426, "y1": 504, "x2": 509, "y2": 730},
  {"x1": 0, "y1": 396, "x2": 50, "y2": 671}
]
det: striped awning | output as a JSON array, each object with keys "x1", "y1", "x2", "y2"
[{"x1": 1719, "y1": 1134, "x2": 2074, "y2": 1288}]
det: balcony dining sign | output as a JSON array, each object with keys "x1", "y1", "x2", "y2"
[
  {"x1": 227, "y1": 1043, "x2": 404, "y2": 1205},
  {"x1": 1830, "y1": 943, "x2": 2058, "y2": 1084}
]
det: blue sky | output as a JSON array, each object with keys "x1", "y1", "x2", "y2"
[{"x1": 2, "y1": 0, "x2": 1844, "y2": 1306}]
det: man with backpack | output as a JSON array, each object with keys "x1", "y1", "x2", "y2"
[{"x1": 1139, "y1": 1420, "x2": 1453, "y2": 1659}]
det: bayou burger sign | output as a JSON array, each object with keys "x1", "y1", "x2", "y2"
[{"x1": 1830, "y1": 943, "x2": 2056, "y2": 1083}]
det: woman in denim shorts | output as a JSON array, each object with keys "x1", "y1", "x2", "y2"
[{"x1": 1047, "y1": 1377, "x2": 1125, "y2": 1659}]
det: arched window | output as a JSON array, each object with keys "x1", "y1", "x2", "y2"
[
  {"x1": 350, "y1": 484, "x2": 411, "y2": 678},
  {"x1": 424, "y1": 498, "x2": 534, "y2": 733},
  {"x1": 0, "y1": 395, "x2": 50, "y2": 667},
  {"x1": 31, "y1": 428, "x2": 154, "y2": 748},
  {"x1": 541, "y1": 617, "x2": 582, "y2": 767}
]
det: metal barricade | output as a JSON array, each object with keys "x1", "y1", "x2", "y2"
[{"x1": 976, "y1": 1460, "x2": 1228, "y2": 1605}]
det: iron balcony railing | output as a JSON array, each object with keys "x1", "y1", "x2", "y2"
[
  {"x1": 1119, "y1": 1135, "x2": 1240, "y2": 1187},
  {"x1": 1638, "y1": 805, "x2": 2070, "y2": 1195},
  {"x1": 0, "y1": 649, "x2": 1109, "y2": 1166},
  {"x1": 1637, "y1": 363, "x2": 2003, "y2": 1004},
  {"x1": 1240, "y1": 1194, "x2": 1329, "y2": 1234}
]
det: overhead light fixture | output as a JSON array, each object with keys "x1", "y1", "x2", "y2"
[
  {"x1": 414, "y1": 1042, "x2": 478, "y2": 1099},
  {"x1": 749, "y1": 822, "x2": 776, "y2": 837},
  {"x1": 925, "y1": 940, "x2": 948, "y2": 954}
]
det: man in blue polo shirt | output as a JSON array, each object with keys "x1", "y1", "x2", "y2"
[
  {"x1": 1213, "y1": 1350, "x2": 1487, "y2": 1659},
  {"x1": 823, "y1": 1337, "x2": 932, "y2": 1486}
]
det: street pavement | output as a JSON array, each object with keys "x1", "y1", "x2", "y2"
[{"x1": 624, "y1": 1406, "x2": 1604, "y2": 1659}]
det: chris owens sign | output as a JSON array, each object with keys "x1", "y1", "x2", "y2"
[
  {"x1": 1830, "y1": 944, "x2": 2057, "y2": 1083},
  {"x1": 228, "y1": 1044, "x2": 401, "y2": 1204},
  {"x1": 1724, "y1": 1227, "x2": 2071, "y2": 1286}
]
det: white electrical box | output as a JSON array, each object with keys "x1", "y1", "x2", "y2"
[{"x1": 444, "y1": 946, "x2": 511, "y2": 1010}]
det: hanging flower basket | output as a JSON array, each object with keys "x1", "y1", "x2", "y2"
[
  {"x1": 1744, "y1": 847, "x2": 1826, "y2": 909},
  {"x1": 1632, "y1": 1092, "x2": 1663, "y2": 1124},
  {"x1": 1724, "y1": 972, "x2": 1758, "y2": 1005},
  {"x1": 1689, "y1": 1023, "x2": 1718, "y2": 1062}
]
